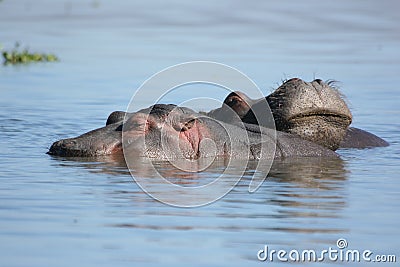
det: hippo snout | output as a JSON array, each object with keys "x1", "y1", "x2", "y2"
[
  {"x1": 58, "y1": 139, "x2": 76, "y2": 149},
  {"x1": 47, "y1": 124, "x2": 123, "y2": 157},
  {"x1": 48, "y1": 139, "x2": 79, "y2": 156}
]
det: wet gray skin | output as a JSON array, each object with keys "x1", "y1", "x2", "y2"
[
  {"x1": 338, "y1": 127, "x2": 388, "y2": 148},
  {"x1": 48, "y1": 104, "x2": 337, "y2": 158},
  {"x1": 207, "y1": 78, "x2": 388, "y2": 150},
  {"x1": 48, "y1": 123, "x2": 123, "y2": 157}
]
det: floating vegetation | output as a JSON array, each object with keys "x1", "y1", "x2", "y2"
[{"x1": 2, "y1": 42, "x2": 59, "y2": 65}]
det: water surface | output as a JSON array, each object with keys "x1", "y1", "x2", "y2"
[{"x1": 1, "y1": 0, "x2": 399, "y2": 266}]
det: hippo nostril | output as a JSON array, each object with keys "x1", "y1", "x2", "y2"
[
  {"x1": 314, "y1": 79, "x2": 323, "y2": 84},
  {"x1": 60, "y1": 140, "x2": 77, "y2": 148},
  {"x1": 288, "y1": 78, "x2": 301, "y2": 82}
]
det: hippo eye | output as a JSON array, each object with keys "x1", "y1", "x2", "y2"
[
  {"x1": 227, "y1": 98, "x2": 237, "y2": 104},
  {"x1": 227, "y1": 96, "x2": 243, "y2": 106}
]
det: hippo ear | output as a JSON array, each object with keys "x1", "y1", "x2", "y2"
[
  {"x1": 173, "y1": 116, "x2": 197, "y2": 132},
  {"x1": 223, "y1": 91, "x2": 253, "y2": 118},
  {"x1": 224, "y1": 91, "x2": 251, "y2": 104}
]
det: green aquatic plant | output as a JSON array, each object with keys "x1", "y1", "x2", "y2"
[{"x1": 2, "y1": 42, "x2": 59, "y2": 65}]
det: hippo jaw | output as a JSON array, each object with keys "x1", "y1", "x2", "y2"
[
  {"x1": 282, "y1": 109, "x2": 352, "y2": 150},
  {"x1": 286, "y1": 108, "x2": 352, "y2": 129}
]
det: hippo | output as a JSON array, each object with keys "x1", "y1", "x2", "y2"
[
  {"x1": 207, "y1": 78, "x2": 388, "y2": 150},
  {"x1": 104, "y1": 78, "x2": 388, "y2": 151},
  {"x1": 48, "y1": 78, "x2": 387, "y2": 158},
  {"x1": 48, "y1": 104, "x2": 338, "y2": 158}
]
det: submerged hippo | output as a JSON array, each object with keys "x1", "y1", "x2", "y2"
[
  {"x1": 105, "y1": 78, "x2": 388, "y2": 151},
  {"x1": 48, "y1": 78, "x2": 387, "y2": 158},
  {"x1": 48, "y1": 104, "x2": 337, "y2": 158},
  {"x1": 208, "y1": 78, "x2": 388, "y2": 150}
]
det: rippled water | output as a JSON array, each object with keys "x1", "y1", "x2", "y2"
[{"x1": 1, "y1": 0, "x2": 400, "y2": 266}]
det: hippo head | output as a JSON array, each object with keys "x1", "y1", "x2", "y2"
[
  {"x1": 122, "y1": 104, "x2": 218, "y2": 160},
  {"x1": 212, "y1": 78, "x2": 352, "y2": 150},
  {"x1": 264, "y1": 78, "x2": 352, "y2": 150},
  {"x1": 48, "y1": 104, "x2": 215, "y2": 158}
]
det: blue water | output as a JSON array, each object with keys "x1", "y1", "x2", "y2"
[{"x1": 1, "y1": 0, "x2": 399, "y2": 266}]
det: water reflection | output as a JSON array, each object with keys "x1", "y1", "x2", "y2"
[
  {"x1": 268, "y1": 157, "x2": 348, "y2": 190},
  {"x1": 49, "y1": 155, "x2": 348, "y2": 229},
  {"x1": 49, "y1": 152, "x2": 129, "y2": 175},
  {"x1": 259, "y1": 157, "x2": 349, "y2": 234},
  {"x1": 48, "y1": 154, "x2": 348, "y2": 192},
  {"x1": 211, "y1": 157, "x2": 350, "y2": 237}
]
